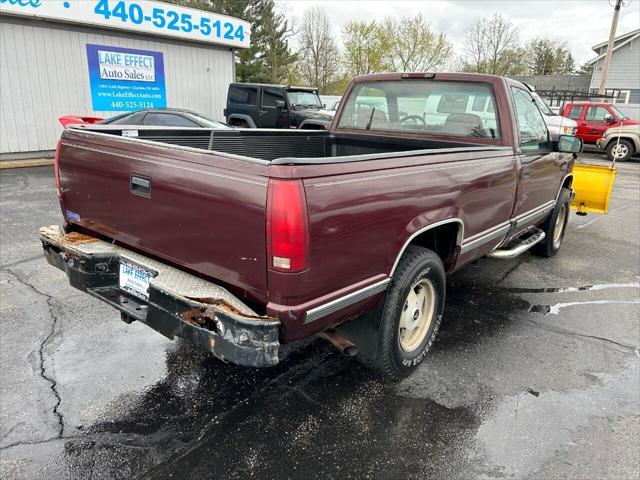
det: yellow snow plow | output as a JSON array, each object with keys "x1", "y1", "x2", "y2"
[{"x1": 570, "y1": 163, "x2": 616, "y2": 215}]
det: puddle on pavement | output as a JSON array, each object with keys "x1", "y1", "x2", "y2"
[
  {"x1": 474, "y1": 357, "x2": 640, "y2": 479},
  {"x1": 29, "y1": 265, "x2": 639, "y2": 479}
]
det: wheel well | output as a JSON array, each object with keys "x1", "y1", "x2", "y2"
[
  {"x1": 561, "y1": 175, "x2": 573, "y2": 191},
  {"x1": 299, "y1": 123, "x2": 327, "y2": 130},
  {"x1": 405, "y1": 222, "x2": 461, "y2": 272},
  {"x1": 606, "y1": 136, "x2": 634, "y2": 147}
]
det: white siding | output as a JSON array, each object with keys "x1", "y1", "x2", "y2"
[
  {"x1": 590, "y1": 36, "x2": 640, "y2": 90},
  {"x1": 0, "y1": 16, "x2": 234, "y2": 155}
]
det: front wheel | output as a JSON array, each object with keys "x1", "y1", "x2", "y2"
[
  {"x1": 372, "y1": 246, "x2": 446, "y2": 379},
  {"x1": 533, "y1": 187, "x2": 571, "y2": 257},
  {"x1": 606, "y1": 139, "x2": 634, "y2": 162}
]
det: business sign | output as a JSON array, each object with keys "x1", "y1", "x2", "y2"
[
  {"x1": 0, "y1": 0, "x2": 251, "y2": 49},
  {"x1": 86, "y1": 44, "x2": 166, "y2": 111}
]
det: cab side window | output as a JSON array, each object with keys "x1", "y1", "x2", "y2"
[
  {"x1": 262, "y1": 88, "x2": 284, "y2": 107},
  {"x1": 566, "y1": 105, "x2": 583, "y2": 120},
  {"x1": 511, "y1": 87, "x2": 550, "y2": 153},
  {"x1": 585, "y1": 106, "x2": 610, "y2": 122},
  {"x1": 228, "y1": 86, "x2": 258, "y2": 105}
]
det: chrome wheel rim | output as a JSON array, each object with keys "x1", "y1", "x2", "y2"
[
  {"x1": 399, "y1": 279, "x2": 435, "y2": 352},
  {"x1": 612, "y1": 144, "x2": 628, "y2": 159},
  {"x1": 553, "y1": 203, "x2": 567, "y2": 248}
]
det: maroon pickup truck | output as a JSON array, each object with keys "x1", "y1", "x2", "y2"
[{"x1": 41, "y1": 73, "x2": 582, "y2": 378}]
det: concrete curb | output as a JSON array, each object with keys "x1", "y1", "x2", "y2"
[{"x1": 0, "y1": 159, "x2": 54, "y2": 170}]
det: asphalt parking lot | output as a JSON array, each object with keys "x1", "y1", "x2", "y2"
[{"x1": 1, "y1": 153, "x2": 638, "y2": 480}]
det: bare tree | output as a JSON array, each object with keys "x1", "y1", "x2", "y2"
[
  {"x1": 462, "y1": 13, "x2": 527, "y2": 75},
  {"x1": 382, "y1": 14, "x2": 453, "y2": 72},
  {"x1": 297, "y1": 6, "x2": 341, "y2": 92}
]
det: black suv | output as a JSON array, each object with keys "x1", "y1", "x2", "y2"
[{"x1": 224, "y1": 83, "x2": 332, "y2": 129}]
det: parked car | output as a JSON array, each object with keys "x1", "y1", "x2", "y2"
[
  {"x1": 41, "y1": 72, "x2": 581, "y2": 379},
  {"x1": 562, "y1": 102, "x2": 640, "y2": 144},
  {"x1": 58, "y1": 115, "x2": 103, "y2": 127},
  {"x1": 319, "y1": 99, "x2": 340, "y2": 117},
  {"x1": 224, "y1": 83, "x2": 332, "y2": 129},
  {"x1": 596, "y1": 124, "x2": 640, "y2": 161},
  {"x1": 98, "y1": 108, "x2": 230, "y2": 128},
  {"x1": 530, "y1": 91, "x2": 577, "y2": 140}
]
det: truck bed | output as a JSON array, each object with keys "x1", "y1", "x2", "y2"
[
  {"x1": 72, "y1": 125, "x2": 506, "y2": 163},
  {"x1": 57, "y1": 125, "x2": 514, "y2": 318}
]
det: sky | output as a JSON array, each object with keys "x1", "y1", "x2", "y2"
[{"x1": 278, "y1": 0, "x2": 640, "y2": 67}]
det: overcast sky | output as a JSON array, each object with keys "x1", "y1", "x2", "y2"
[{"x1": 278, "y1": 0, "x2": 640, "y2": 67}]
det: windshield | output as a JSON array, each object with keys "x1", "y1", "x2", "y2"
[
  {"x1": 337, "y1": 80, "x2": 501, "y2": 139},
  {"x1": 287, "y1": 90, "x2": 322, "y2": 107},
  {"x1": 609, "y1": 105, "x2": 628, "y2": 120},
  {"x1": 531, "y1": 92, "x2": 555, "y2": 116}
]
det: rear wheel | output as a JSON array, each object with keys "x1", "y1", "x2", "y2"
[
  {"x1": 533, "y1": 187, "x2": 571, "y2": 257},
  {"x1": 606, "y1": 139, "x2": 634, "y2": 162},
  {"x1": 372, "y1": 246, "x2": 446, "y2": 379}
]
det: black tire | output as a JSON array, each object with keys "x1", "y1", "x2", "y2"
[
  {"x1": 606, "y1": 139, "x2": 634, "y2": 162},
  {"x1": 532, "y1": 187, "x2": 571, "y2": 258},
  {"x1": 373, "y1": 246, "x2": 446, "y2": 379}
]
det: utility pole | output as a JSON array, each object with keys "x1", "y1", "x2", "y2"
[{"x1": 598, "y1": 0, "x2": 623, "y2": 95}]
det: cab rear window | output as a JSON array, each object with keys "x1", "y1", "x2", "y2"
[{"x1": 337, "y1": 80, "x2": 500, "y2": 139}]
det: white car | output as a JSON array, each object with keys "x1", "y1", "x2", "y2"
[
  {"x1": 530, "y1": 92, "x2": 577, "y2": 140},
  {"x1": 319, "y1": 99, "x2": 340, "y2": 117}
]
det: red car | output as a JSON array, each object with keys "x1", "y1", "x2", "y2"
[{"x1": 562, "y1": 102, "x2": 639, "y2": 144}]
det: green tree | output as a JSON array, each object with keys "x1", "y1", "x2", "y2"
[
  {"x1": 342, "y1": 20, "x2": 390, "y2": 76},
  {"x1": 382, "y1": 14, "x2": 453, "y2": 72},
  {"x1": 252, "y1": 0, "x2": 297, "y2": 83},
  {"x1": 165, "y1": 0, "x2": 296, "y2": 83},
  {"x1": 575, "y1": 62, "x2": 595, "y2": 76},
  {"x1": 527, "y1": 38, "x2": 575, "y2": 75}
]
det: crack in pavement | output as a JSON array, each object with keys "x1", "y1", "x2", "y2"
[
  {"x1": 524, "y1": 317, "x2": 639, "y2": 354},
  {"x1": 3, "y1": 267, "x2": 65, "y2": 439},
  {"x1": 0, "y1": 253, "x2": 44, "y2": 269}
]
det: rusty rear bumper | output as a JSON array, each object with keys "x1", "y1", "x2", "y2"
[{"x1": 39, "y1": 225, "x2": 280, "y2": 368}]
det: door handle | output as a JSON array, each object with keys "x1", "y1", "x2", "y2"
[
  {"x1": 522, "y1": 166, "x2": 530, "y2": 179},
  {"x1": 131, "y1": 175, "x2": 151, "y2": 197}
]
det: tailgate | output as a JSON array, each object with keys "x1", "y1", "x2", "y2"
[{"x1": 57, "y1": 129, "x2": 269, "y2": 303}]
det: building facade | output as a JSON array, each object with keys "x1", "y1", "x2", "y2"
[
  {"x1": 588, "y1": 28, "x2": 640, "y2": 104},
  {"x1": 0, "y1": 1, "x2": 250, "y2": 159}
]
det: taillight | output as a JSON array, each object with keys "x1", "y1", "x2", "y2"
[
  {"x1": 266, "y1": 179, "x2": 309, "y2": 272},
  {"x1": 54, "y1": 139, "x2": 62, "y2": 198}
]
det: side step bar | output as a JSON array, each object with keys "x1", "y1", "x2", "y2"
[{"x1": 488, "y1": 228, "x2": 546, "y2": 260}]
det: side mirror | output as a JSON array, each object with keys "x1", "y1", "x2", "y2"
[
  {"x1": 557, "y1": 135, "x2": 583, "y2": 153},
  {"x1": 604, "y1": 114, "x2": 615, "y2": 123},
  {"x1": 275, "y1": 100, "x2": 285, "y2": 108}
]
